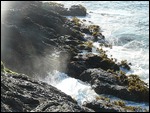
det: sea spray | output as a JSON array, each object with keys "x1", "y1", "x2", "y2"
[{"x1": 41, "y1": 70, "x2": 98, "y2": 105}]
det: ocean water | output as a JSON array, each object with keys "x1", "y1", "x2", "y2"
[{"x1": 53, "y1": 1, "x2": 149, "y2": 84}]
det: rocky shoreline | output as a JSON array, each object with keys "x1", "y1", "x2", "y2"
[{"x1": 1, "y1": 1, "x2": 149, "y2": 112}]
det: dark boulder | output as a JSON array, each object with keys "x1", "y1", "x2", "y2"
[
  {"x1": 83, "y1": 99, "x2": 147, "y2": 112},
  {"x1": 42, "y1": 2, "x2": 87, "y2": 16},
  {"x1": 87, "y1": 55, "x2": 119, "y2": 71},
  {"x1": 69, "y1": 5, "x2": 87, "y2": 16},
  {"x1": 84, "y1": 100, "x2": 126, "y2": 112},
  {"x1": 42, "y1": 2, "x2": 68, "y2": 16},
  {"x1": 67, "y1": 53, "x2": 120, "y2": 78},
  {"x1": 67, "y1": 61, "x2": 88, "y2": 78}
]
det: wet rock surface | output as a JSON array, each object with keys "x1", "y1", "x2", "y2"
[
  {"x1": 67, "y1": 53, "x2": 120, "y2": 78},
  {"x1": 83, "y1": 99, "x2": 147, "y2": 112},
  {"x1": 1, "y1": 71, "x2": 93, "y2": 112},
  {"x1": 84, "y1": 100, "x2": 125, "y2": 112},
  {"x1": 79, "y1": 68, "x2": 149, "y2": 103},
  {"x1": 68, "y1": 4, "x2": 87, "y2": 16}
]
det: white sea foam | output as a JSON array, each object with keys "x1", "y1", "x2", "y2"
[{"x1": 42, "y1": 70, "x2": 98, "y2": 105}]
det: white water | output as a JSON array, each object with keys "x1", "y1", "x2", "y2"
[{"x1": 42, "y1": 70, "x2": 98, "y2": 105}]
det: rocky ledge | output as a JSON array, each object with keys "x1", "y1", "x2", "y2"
[
  {"x1": 80, "y1": 68, "x2": 149, "y2": 102},
  {"x1": 1, "y1": 1, "x2": 149, "y2": 112},
  {"x1": 1, "y1": 62, "x2": 93, "y2": 112},
  {"x1": 42, "y1": 2, "x2": 87, "y2": 16}
]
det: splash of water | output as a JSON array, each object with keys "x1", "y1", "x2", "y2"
[{"x1": 41, "y1": 70, "x2": 98, "y2": 105}]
